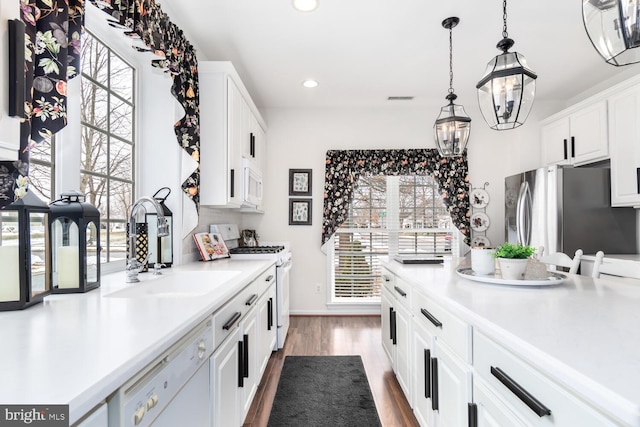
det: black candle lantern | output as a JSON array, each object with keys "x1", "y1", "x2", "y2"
[
  {"x1": 49, "y1": 191, "x2": 101, "y2": 293},
  {"x1": 0, "y1": 191, "x2": 51, "y2": 311},
  {"x1": 145, "y1": 187, "x2": 173, "y2": 268}
]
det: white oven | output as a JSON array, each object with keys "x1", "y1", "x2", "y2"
[
  {"x1": 242, "y1": 158, "x2": 263, "y2": 208},
  {"x1": 275, "y1": 252, "x2": 292, "y2": 349}
]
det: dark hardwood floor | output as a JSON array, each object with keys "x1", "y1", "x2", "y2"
[{"x1": 243, "y1": 315, "x2": 420, "y2": 427}]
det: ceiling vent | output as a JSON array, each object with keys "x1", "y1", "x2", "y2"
[{"x1": 387, "y1": 96, "x2": 414, "y2": 101}]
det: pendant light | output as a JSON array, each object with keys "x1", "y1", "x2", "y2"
[
  {"x1": 583, "y1": 0, "x2": 640, "y2": 66},
  {"x1": 434, "y1": 17, "x2": 471, "y2": 158},
  {"x1": 476, "y1": 0, "x2": 537, "y2": 130}
]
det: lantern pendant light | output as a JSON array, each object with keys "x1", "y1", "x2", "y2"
[
  {"x1": 434, "y1": 17, "x2": 471, "y2": 158},
  {"x1": 476, "y1": 0, "x2": 537, "y2": 131},
  {"x1": 583, "y1": 0, "x2": 640, "y2": 66}
]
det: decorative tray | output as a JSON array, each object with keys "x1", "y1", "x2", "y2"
[{"x1": 456, "y1": 267, "x2": 567, "y2": 287}]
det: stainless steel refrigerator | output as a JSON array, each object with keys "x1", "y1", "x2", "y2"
[{"x1": 505, "y1": 165, "x2": 637, "y2": 255}]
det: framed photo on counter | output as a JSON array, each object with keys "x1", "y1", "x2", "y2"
[
  {"x1": 289, "y1": 169, "x2": 312, "y2": 196},
  {"x1": 289, "y1": 199, "x2": 312, "y2": 225}
]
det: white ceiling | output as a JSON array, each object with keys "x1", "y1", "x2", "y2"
[{"x1": 164, "y1": 0, "x2": 639, "y2": 110}]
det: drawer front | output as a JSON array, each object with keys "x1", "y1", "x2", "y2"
[
  {"x1": 473, "y1": 330, "x2": 619, "y2": 427},
  {"x1": 391, "y1": 276, "x2": 412, "y2": 310},
  {"x1": 381, "y1": 268, "x2": 395, "y2": 293},
  {"x1": 256, "y1": 265, "x2": 276, "y2": 296},
  {"x1": 412, "y1": 290, "x2": 471, "y2": 363},
  {"x1": 212, "y1": 280, "x2": 259, "y2": 350}
]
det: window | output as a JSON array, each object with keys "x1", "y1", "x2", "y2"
[
  {"x1": 80, "y1": 31, "x2": 135, "y2": 263},
  {"x1": 330, "y1": 175, "x2": 457, "y2": 303},
  {"x1": 28, "y1": 136, "x2": 54, "y2": 204}
]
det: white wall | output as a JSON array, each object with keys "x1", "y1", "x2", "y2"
[{"x1": 242, "y1": 102, "x2": 562, "y2": 314}]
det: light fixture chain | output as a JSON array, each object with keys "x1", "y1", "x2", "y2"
[
  {"x1": 502, "y1": 0, "x2": 508, "y2": 39},
  {"x1": 448, "y1": 24, "x2": 454, "y2": 93}
]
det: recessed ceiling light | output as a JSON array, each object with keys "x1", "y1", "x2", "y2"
[
  {"x1": 292, "y1": 0, "x2": 319, "y2": 12},
  {"x1": 302, "y1": 79, "x2": 319, "y2": 88}
]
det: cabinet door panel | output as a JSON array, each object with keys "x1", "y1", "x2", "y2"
[
  {"x1": 433, "y1": 341, "x2": 472, "y2": 427},
  {"x1": 240, "y1": 307, "x2": 258, "y2": 419},
  {"x1": 395, "y1": 302, "x2": 412, "y2": 401},
  {"x1": 474, "y1": 377, "x2": 527, "y2": 427},
  {"x1": 381, "y1": 287, "x2": 394, "y2": 364},
  {"x1": 413, "y1": 321, "x2": 435, "y2": 427},
  {"x1": 542, "y1": 118, "x2": 571, "y2": 166},
  {"x1": 211, "y1": 327, "x2": 241, "y2": 427},
  {"x1": 570, "y1": 101, "x2": 608, "y2": 166}
]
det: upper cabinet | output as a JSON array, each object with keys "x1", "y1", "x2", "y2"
[
  {"x1": 541, "y1": 100, "x2": 608, "y2": 167},
  {"x1": 607, "y1": 84, "x2": 640, "y2": 207},
  {"x1": 199, "y1": 62, "x2": 267, "y2": 210}
]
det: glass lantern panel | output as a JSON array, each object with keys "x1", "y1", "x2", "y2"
[
  {"x1": 0, "y1": 211, "x2": 20, "y2": 302},
  {"x1": 584, "y1": 0, "x2": 640, "y2": 65},
  {"x1": 29, "y1": 212, "x2": 50, "y2": 296},
  {"x1": 434, "y1": 104, "x2": 471, "y2": 156},
  {"x1": 52, "y1": 218, "x2": 80, "y2": 289},
  {"x1": 86, "y1": 222, "x2": 99, "y2": 284}
]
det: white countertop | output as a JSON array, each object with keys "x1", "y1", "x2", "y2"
[
  {"x1": 0, "y1": 258, "x2": 274, "y2": 425},
  {"x1": 382, "y1": 257, "x2": 640, "y2": 426}
]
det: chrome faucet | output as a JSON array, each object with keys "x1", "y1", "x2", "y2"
[{"x1": 126, "y1": 196, "x2": 170, "y2": 283}]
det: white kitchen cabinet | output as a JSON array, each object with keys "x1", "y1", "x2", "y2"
[
  {"x1": 541, "y1": 100, "x2": 608, "y2": 167},
  {"x1": 381, "y1": 285, "x2": 394, "y2": 363},
  {"x1": 211, "y1": 326, "x2": 242, "y2": 427},
  {"x1": 240, "y1": 304, "x2": 259, "y2": 420},
  {"x1": 412, "y1": 320, "x2": 436, "y2": 427},
  {"x1": 199, "y1": 61, "x2": 267, "y2": 209},
  {"x1": 257, "y1": 281, "x2": 277, "y2": 376},
  {"x1": 471, "y1": 376, "x2": 527, "y2": 427},
  {"x1": 607, "y1": 84, "x2": 640, "y2": 207}
]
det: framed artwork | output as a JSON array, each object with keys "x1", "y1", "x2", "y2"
[
  {"x1": 289, "y1": 169, "x2": 312, "y2": 196},
  {"x1": 289, "y1": 199, "x2": 312, "y2": 225}
]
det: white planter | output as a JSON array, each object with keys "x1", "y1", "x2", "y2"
[{"x1": 498, "y1": 258, "x2": 529, "y2": 280}]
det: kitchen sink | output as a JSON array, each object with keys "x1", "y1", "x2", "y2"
[{"x1": 104, "y1": 270, "x2": 241, "y2": 299}]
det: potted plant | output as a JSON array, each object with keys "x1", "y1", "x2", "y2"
[{"x1": 493, "y1": 242, "x2": 536, "y2": 280}]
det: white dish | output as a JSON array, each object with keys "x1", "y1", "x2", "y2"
[
  {"x1": 470, "y1": 212, "x2": 490, "y2": 232},
  {"x1": 456, "y1": 267, "x2": 567, "y2": 287},
  {"x1": 470, "y1": 188, "x2": 490, "y2": 209},
  {"x1": 471, "y1": 235, "x2": 491, "y2": 247}
]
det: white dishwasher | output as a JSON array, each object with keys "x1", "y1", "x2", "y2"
[{"x1": 108, "y1": 317, "x2": 214, "y2": 427}]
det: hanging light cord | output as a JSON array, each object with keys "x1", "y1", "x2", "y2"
[
  {"x1": 502, "y1": 0, "x2": 508, "y2": 39},
  {"x1": 448, "y1": 23, "x2": 454, "y2": 94}
]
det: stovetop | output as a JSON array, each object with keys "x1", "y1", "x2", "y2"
[{"x1": 229, "y1": 245, "x2": 285, "y2": 255}]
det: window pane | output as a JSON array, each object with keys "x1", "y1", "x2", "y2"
[
  {"x1": 110, "y1": 98, "x2": 132, "y2": 139},
  {"x1": 109, "y1": 180, "x2": 132, "y2": 221},
  {"x1": 109, "y1": 139, "x2": 133, "y2": 180},
  {"x1": 110, "y1": 53, "x2": 133, "y2": 101},
  {"x1": 29, "y1": 138, "x2": 52, "y2": 162},
  {"x1": 81, "y1": 32, "x2": 108, "y2": 86},
  {"x1": 81, "y1": 126, "x2": 108, "y2": 175},
  {"x1": 81, "y1": 80, "x2": 108, "y2": 129},
  {"x1": 108, "y1": 222, "x2": 127, "y2": 262},
  {"x1": 29, "y1": 163, "x2": 53, "y2": 203}
]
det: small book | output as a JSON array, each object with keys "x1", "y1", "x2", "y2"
[{"x1": 193, "y1": 232, "x2": 230, "y2": 261}]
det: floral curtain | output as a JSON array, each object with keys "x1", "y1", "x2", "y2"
[
  {"x1": 89, "y1": 0, "x2": 201, "y2": 209},
  {"x1": 322, "y1": 149, "x2": 470, "y2": 246},
  {"x1": 0, "y1": 0, "x2": 84, "y2": 206}
]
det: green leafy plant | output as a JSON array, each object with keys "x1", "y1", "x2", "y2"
[{"x1": 492, "y1": 242, "x2": 536, "y2": 259}]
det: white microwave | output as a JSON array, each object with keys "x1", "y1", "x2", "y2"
[{"x1": 242, "y1": 158, "x2": 263, "y2": 207}]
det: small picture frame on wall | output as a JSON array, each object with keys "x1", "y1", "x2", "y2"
[
  {"x1": 289, "y1": 169, "x2": 312, "y2": 196},
  {"x1": 289, "y1": 199, "x2": 312, "y2": 225}
]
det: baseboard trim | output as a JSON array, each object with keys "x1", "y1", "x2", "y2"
[{"x1": 291, "y1": 307, "x2": 381, "y2": 316}]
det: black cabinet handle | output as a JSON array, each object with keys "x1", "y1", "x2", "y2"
[
  {"x1": 250, "y1": 133, "x2": 255, "y2": 157},
  {"x1": 491, "y1": 366, "x2": 551, "y2": 417},
  {"x1": 570, "y1": 136, "x2": 575, "y2": 158},
  {"x1": 390, "y1": 308, "x2": 397, "y2": 345},
  {"x1": 563, "y1": 139, "x2": 568, "y2": 160},
  {"x1": 238, "y1": 340, "x2": 244, "y2": 387},
  {"x1": 421, "y1": 308, "x2": 443, "y2": 328},
  {"x1": 267, "y1": 298, "x2": 273, "y2": 330},
  {"x1": 243, "y1": 334, "x2": 249, "y2": 378},
  {"x1": 245, "y1": 294, "x2": 258, "y2": 306},
  {"x1": 230, "y1": 169, "x2": 235, "y2": 198},
  {"x1": 636, "y1": 168, "x2": 640, "y2": 194},
  {"x1": 394, "y1": 286, "x2": 407, "y2": 297},
  {"x1": 468, "y1": 403, "x2": 478, "y2": 427},
  {"x1": 424, "y1": 349, "x2": 431, "y2": 399},
  {"x1": 431, "y1": 357, "x2": 439, "y2": 411},
  {"x1": 383, "y1": 275, "x2": 391, "y2": 282},
  {"x1": 223, "y1": 312, "x2": 241, "y2": 330},
  {"x1": 265, "y1": 274, "x2": 274, "y2": 282}
]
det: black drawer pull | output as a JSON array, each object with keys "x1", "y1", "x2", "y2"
[
  {"x1": 563, "y1": 139, "x2": 568, "y2": 160},
  {"x1": 421, "y1": 308, "x2": 442, "y2": 328},
  {"x1": 238, "y1": 340, "x2": 244, "y2": 387},
  {"x1": 267, "y1": 298, "x2": 273, "y2": 330},
  {"x1": 570, "y1": 136, "x2": 575, "y2": 158},
  {"x1": 265, "y1": 274, "x2": 274, "y2": 282},
  {"x1": 245, "y1": 294, "x2": 258, "y2": 305},
  {"x1": 468, "y1": 403, "x2": 478, "y2": 427},
  {"x1": 394, "y1": 286, "x2": 407, "y2": 297},
  {"x1": 424, "y1": 349, "x2": 431, "y2": 399},
  {"x1": 230, "y1": 169, "x2": 235, "y2": 198},
  {"x1": 222, "y1": 312, "x2": 241, "y2": 330},
  {"x1": 391, "y1": 308, "x2": 397, "y2": 345},
  {"x1": 431, "y1": 357, "x2": 439, "y2": 411},
  {"x1": 636, "y1": 168, "x2": 640, "y2": 194},
  {"x1": 383, "y1": 275, "x2": 391, "y2": 282},
  {"x1": 243, "y1": 334, "x2": 250, "y2": 378},
  {"x1": 491, "y1": 366, "x2": 551, "y2": 417}
]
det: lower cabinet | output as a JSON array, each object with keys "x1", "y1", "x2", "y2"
[
  {"x1": 471, "y1": 376, "x2": 527, "y2": 427},
  {"x1": 239, "y1": 305, "x2": 259, "y2": 420},
  {"x1": 211, "y1": 326, "x2": 242, "y2": 427}
]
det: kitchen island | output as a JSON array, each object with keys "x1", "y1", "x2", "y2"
[
  {"x1": 382, "y1": 256, "x2": 640, "y2": 427},
  {"x1": 0, "y1": 258, "x2": 274, "y2": 425}
]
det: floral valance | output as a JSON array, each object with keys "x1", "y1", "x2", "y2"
[
  {"x1": 0, "y1": 0, "x2": 84, "y2": 205},
  {"x1": 322, "y1": 149, "x2": 470, "y2": 246},
  {"x1": 89, "y1": 0, "x2": 200, "y2": 209}
]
